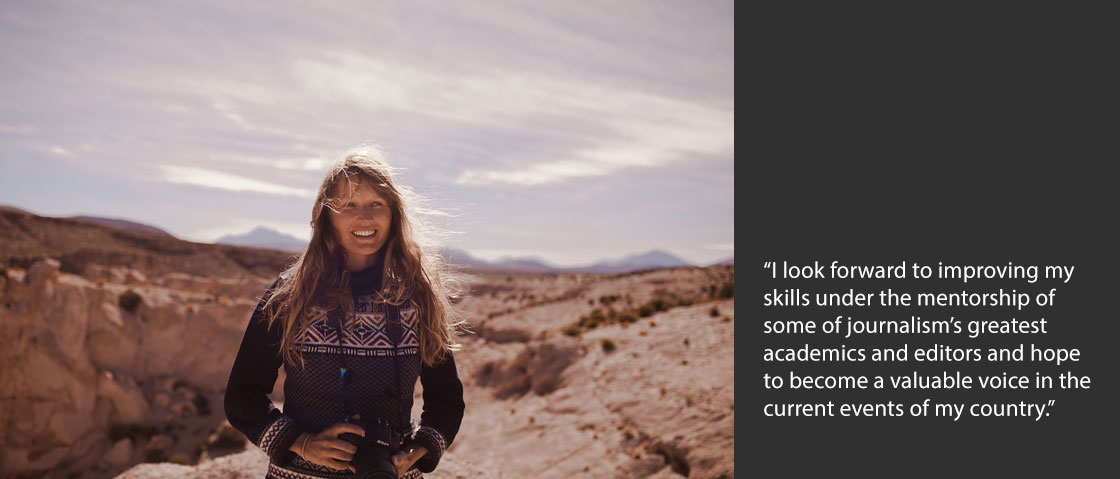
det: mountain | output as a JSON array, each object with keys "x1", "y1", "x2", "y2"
[
  {"x1": 709, "y1": 257, "x2": 734, "y2": 266},
  {"x1": 67, "y1": 215, "x2": 173, "y2": 237},
  {"x1": 582, "y1": 249, "x2": 693, "y2": 273},
  {"x1": 439, "y1": 247, "x2": 700, "y2": 274},
  {"x1": 439, "y1": 248, "x2": 556, "y2": 273},
  {"x1": 439, "y1": 247, "x2": 490, "y2": 267},
  {"x1": 216, "y1": 227, "x2": 307, "y2": 253},
  {"x1": 491, "y1": 255, "x2": 555, "y2": 271},
  {"x1": 0, "y1": 208, "x2": 294, "y2": 278}
]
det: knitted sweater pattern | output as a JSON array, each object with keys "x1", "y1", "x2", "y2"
[{"x1": 224, "y1": 261, "x2": 464, "y2": 479}]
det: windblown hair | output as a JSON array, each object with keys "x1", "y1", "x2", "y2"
[{"x1": 260, "y1": 144, "x2": 463, "y2": 367}]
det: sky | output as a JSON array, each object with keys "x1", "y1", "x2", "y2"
[{"x1": 0, "y1": 0, "x2": 733, "y2": 267}]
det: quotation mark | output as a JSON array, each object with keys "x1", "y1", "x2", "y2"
[{"x1": 764, "y1": 261, "x2": 776, "y2": 278}]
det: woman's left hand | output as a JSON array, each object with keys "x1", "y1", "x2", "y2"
[{"x1": 391, "y1": 446, "x2": 428, "y2": 477}]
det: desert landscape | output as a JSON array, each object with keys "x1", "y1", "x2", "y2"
[{"x1": 0, "y1": 208, "x2": 734, "y2": 479}]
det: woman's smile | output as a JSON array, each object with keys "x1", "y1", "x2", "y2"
[{"x1": 329, "y1": 178, "x2": 393, "y2": 271}]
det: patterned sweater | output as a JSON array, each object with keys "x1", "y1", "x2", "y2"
[{"x1": 224, "y1": 257, "x2": 465, "y2": 479}]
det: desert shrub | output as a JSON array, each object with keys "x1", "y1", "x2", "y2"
[
  {"x1": 561, "y1": 324, "x2": 582, "y2": 337},
  {"x1": 144, "y1": 449, "x2": 168, "y2": 463},
  {"x1": 650, "y1": 299, "x2": 670, "y2": 312},
  {"x1": 637, "y1": 304, "x2": 654, "y2": 317},
  {"x1": 118, "y1": 289, "x2": 142, "y2": 313},
  {"x1": 209, "y1": 424, "x2": 247, "y2": 450},
  {"x1": 168, "y1": 452, "x2": 193, "y2": 465},
  {"x1": 579, "y1": 309, "x2": 607, "y2": 330},
  {"x1": 192, "y1": 394, "x2": 211, "y2": 416},
  {"x1": 710, "y1": 307, "x2": 720, "y2": 317},
  {"x1": 618, "y1": 310, "x2": 638, "y2": 324},
  {"x1": 600, "y1": 338, "x2": 616, "y2": 353},
  {"x1": 598, "y1": 294, "x2": 621, "y2": 306},
  {"x1": 717, "y1": 281, "x2": 734, "y2": 299}
]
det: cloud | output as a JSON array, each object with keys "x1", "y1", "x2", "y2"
[
  {"x1": 0, "y1": 124, "x2": 36, "y2": 135},
  {"x1": 158, "y1": 165, "x2": 316, "y2": 198},
  {"x1": 213, "y1": 153, "x2": 333, "y2": 172},
  {"x1": 162, "y1": 48, "x2": 734, "y2": 187}
]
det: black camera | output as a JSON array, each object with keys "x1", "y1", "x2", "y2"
[{"x1": 337, "y1": 417, "x2": 401, "y2": 479}]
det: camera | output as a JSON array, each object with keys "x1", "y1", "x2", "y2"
[{"x1": 338, "y1": 417, "x2": 401, "y2": 479}]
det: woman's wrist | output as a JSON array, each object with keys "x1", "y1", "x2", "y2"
[
  {"x1": 407, "y1": 445, "x2": 428, "y2": 461},
  {"x1": 289, "y1": 432, "x2": 311, "y2": 456}
]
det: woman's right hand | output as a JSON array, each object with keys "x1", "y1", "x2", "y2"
[{"x1": 295, "y1": 421, "x2": 366, "y2": 473}]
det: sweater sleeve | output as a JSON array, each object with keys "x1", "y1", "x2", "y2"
[
  {"x1": 407, "y1": 352, "x2": 466, "y2": 473},
  {"x1": 223, "y1": 279, "x2": 308, "y2": 462}
]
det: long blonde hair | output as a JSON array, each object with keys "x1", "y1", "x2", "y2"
[{"x1": 261, "y1": 144, "x2": 462, "y2": 367}]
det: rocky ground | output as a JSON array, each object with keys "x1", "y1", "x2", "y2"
[
  {"x1": 2, "y1": 255, "x2": 733, "y2": 479},
  {"x1": 444, "y1": 266, "x2": 734, "y2": 479}
]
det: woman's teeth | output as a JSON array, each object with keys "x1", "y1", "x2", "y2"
[{"x1": 352, "y1": 230, "x2": 376, "y2": 237}]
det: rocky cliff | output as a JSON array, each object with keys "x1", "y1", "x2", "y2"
[{"x1": 0, "y1": 258, "x2": 272, "y2": 478}]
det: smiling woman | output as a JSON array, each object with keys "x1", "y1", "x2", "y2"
[{"x1": 224, "y1": 144, "x2": 466, "y2": 479}]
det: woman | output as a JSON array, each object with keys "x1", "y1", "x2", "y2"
[{"x1": 225, "y1": 145, "x2": 465, "y2": 479}]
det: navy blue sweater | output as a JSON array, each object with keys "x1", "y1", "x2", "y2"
[{"x1": 224, "y1": 258, "x2": 464, "y2": 478}]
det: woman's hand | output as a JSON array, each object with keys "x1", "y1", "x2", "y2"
[
  {"x1": 291, "y1": 421, "x2": 366, "y2": 473},
  {"x1": 392, "y1": 446, "x2": 428, "y2": 477}
]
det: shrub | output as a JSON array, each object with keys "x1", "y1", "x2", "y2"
[
  {"x1": 192, "y1": 394, "x2": 211, "y2": 416},
  {"x1": 600, "y1": 338, "x2": 616, "y2": 353},
  {"x1": 118, "y1": 289, "x2": 142, "y2": 313},
  {"x1": 209, "y1": 424, "x2": 247, "y2": 450},
  {"x1": 168, "y1": 452, "x2": 193, "y2": 465},
  {"x1": 717, "y1": 281, "x2": 734, "y2": 299},
  {"x1": 144, "y1": 449, "x2": 168, "y2": 463},
  {"x1": 637, "y1": 305, "x2": 654, "y2": 317},
  {"x1": 617, "y1": 310, "x2": 638, "y2": 324},
  {"x1": 561, "y1": 324, "x2": 582, "y2": 337},
  {"x1": 710, "y1": 307, "x2": 720, "y2": 317}
]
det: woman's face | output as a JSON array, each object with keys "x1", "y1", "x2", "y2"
[{"x1": 327, "y1": 177, "x2": 394, "y2": 271}]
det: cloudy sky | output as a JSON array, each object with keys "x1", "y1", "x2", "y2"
[{"x1": 0, "y1": 0, "x2": 733, "y2": 266}]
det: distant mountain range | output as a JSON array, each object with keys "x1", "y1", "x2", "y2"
[
  {"x1": 439, "y1": 247, "x2": 730, "y2": 274},
  {"x1": 216, "y1": 227, "x2": 307, "y2": 252},
  {"x1": 67, "y1": 216, "x2": 173, "y2": 237},
  {"x1": 203, "y1": 226, "x2": 720, "y2": 273},
  {"x1": 2, "y1": 206, "x2": 731, "y2": 274}
]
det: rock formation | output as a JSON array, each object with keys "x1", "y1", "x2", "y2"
[{"x1": 0, "y1": 258, "x2": 271, "y2": 478}]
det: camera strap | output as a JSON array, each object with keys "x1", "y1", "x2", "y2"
[
  {"x1": 386, "y1": 303, "x2": 408, "y2": 444},
  {"x1": 329, "y1": 302, "x2": 406, "y2": 450}
]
